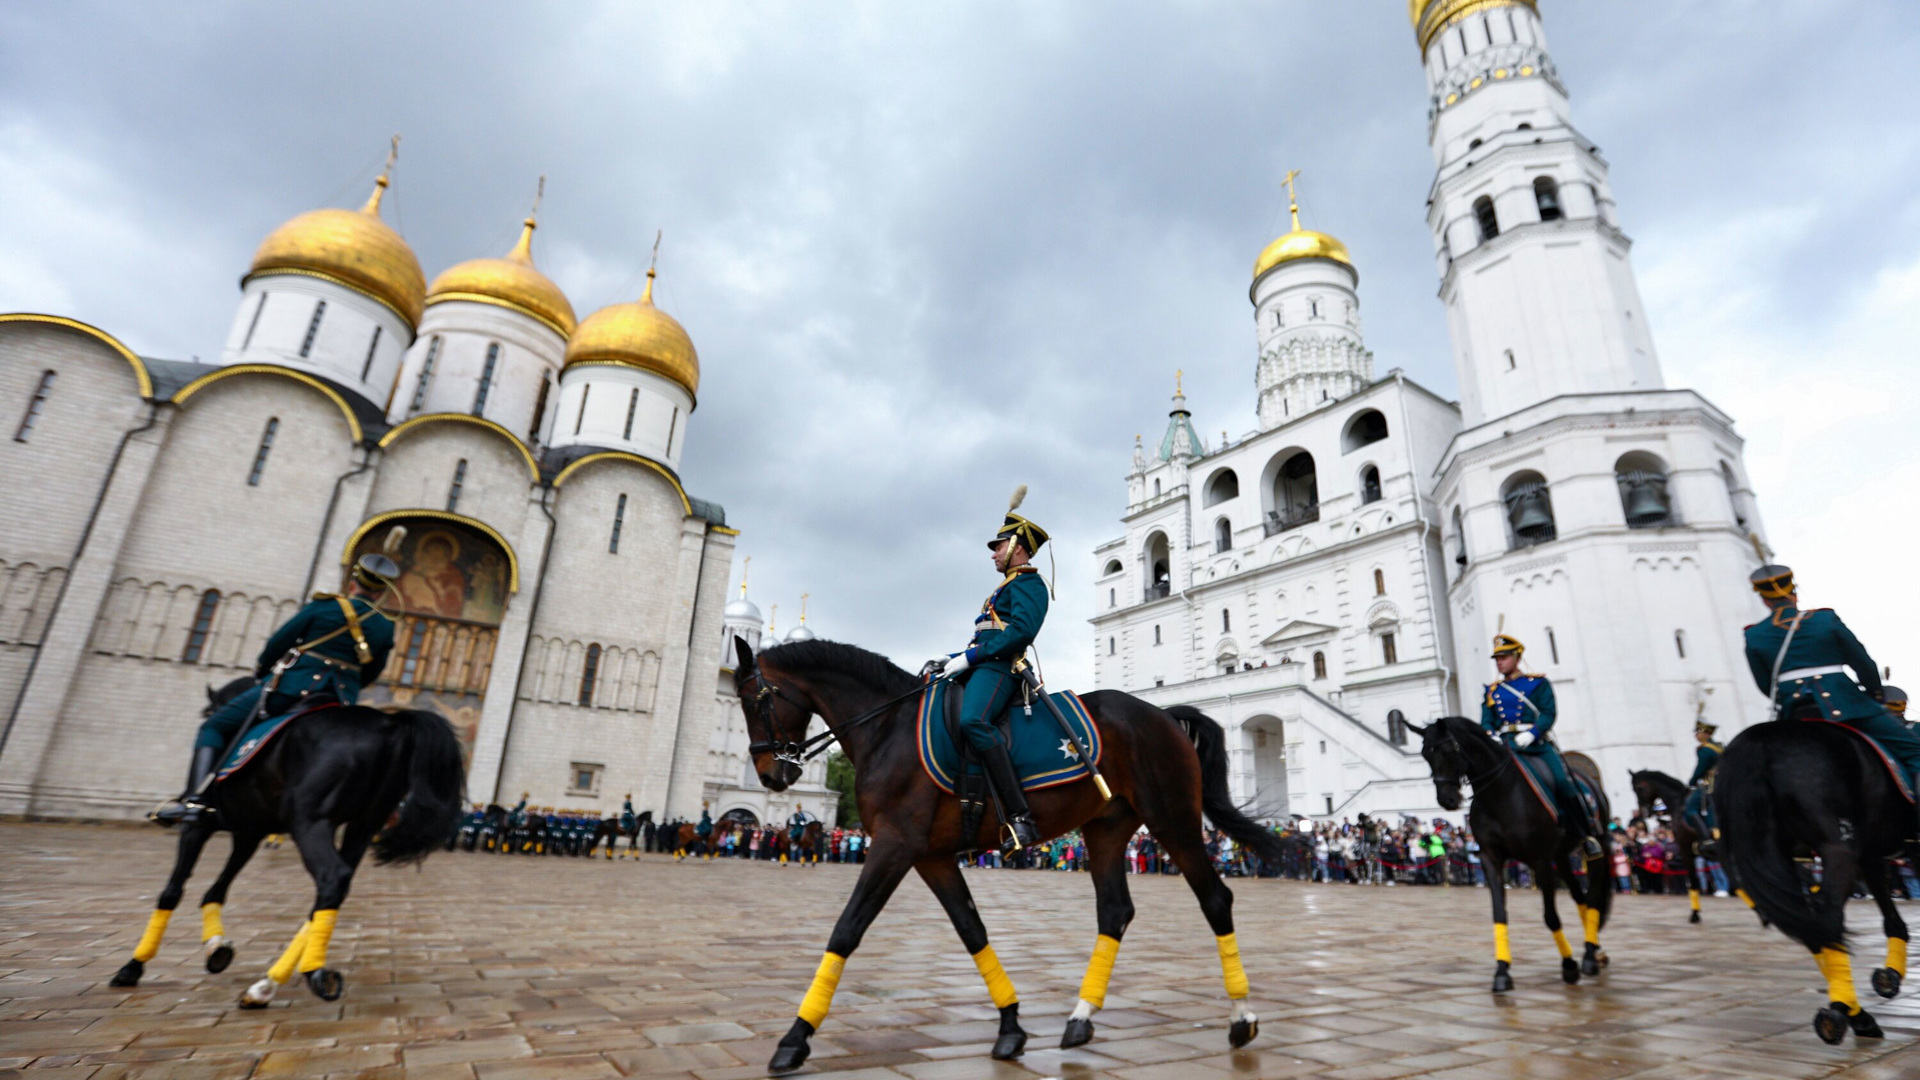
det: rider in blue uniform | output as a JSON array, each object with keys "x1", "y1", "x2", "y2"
[
  {"x1": 1480, "y1": 634, "x2": 1604, "y2": 857},
  {"x1": 788, "y1": 803, "x2": 817, "y2": 864},
  {"x1": 934, "y1": 488, "x2": 1051, "y2": 852},
  {"x1": 1743, "y1": 564, "x2": 1920, "y2": 805},
  {"x1": 153, "y1": 551, "x2": 398, "y2": 825},
  {"x1": 1680, "y1": 720, "x2": 1721, "y2": 849}
]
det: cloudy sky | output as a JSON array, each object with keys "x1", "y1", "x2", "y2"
[{"x1": 4, "y1": 1, "x2": 1917, "y2": 695}]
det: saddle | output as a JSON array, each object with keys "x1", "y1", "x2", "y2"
[
  {"x1": 916, "y1": 675, "x2": 1101, "y2": 851},
  {"x1": 1808, "y1": 719, "x2": 1917, "y2": 804},
  {"x1": 213, "y1": 702, "x2": 340, "y2": 783},
  {"x1": 1510, "y1": 750, "x2": 1603, "y2": 829}
]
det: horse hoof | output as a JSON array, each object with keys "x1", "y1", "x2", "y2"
[
  {"x1": 1228, "y1": 1016, "x2": 1258, "y2": 1049},
  {"x1": 1849, "y1": 1008, "x2": 1884, "y2": 1039},
  {"x1": 109, "y1": 959, "x2": 144, "y2": 988},
  {"x1": 1561, "y1": 957, "x2": 1581, "y2": 985},
  {"x1": 238, "y1": 977, "x2": 276, "y2": 1009},
  {"x1": 205, "y1": 940, "x2": 235, "y2": 974},
  {"x1": 1689, "y1": 910, "x2": 1701, "y2": 924},
  {"x1": 1492, "y1": 973, "x2": 1514, "y2": 993},
  {"x1": 1813, "y1": 1005, "x2": 1848, "y2": 1045},
  {"x1": 305, "y1": 968, "x2": 344, "y2": 1001},
  {"x1": 992, "y1": 1029, "x2": 1027, "y2": 1060},
  {"x1": 1060, "y1": 1017, "x2": 1094, "y2": 1049},
  {"x1": 767, "y1": 1042, "x2": 811, "y2": 1074},
  {"x1": 1580, "y1": 957, "x2": 1602, "y2": 977},
  {"x1": 1872, "y1": 967, "x2": 1903, "y2": 999}
]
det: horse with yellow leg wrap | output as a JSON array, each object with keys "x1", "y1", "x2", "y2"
[
  {"x1": 1717, "y1": 720, "x2": 1911, "y2": 1044},
  {"x1": 734, "y1": 638, "x2": 1284, "y2": 1074},
  {"x1": 1409, "y1": 717, "x2": 1613, "y2": 993},
  {"x1": 109, "y1": 676, "x2": 464, "y2": 1007}
]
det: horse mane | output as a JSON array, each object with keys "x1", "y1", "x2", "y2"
[
  {"x1": 760, "y1": 638, "x2": 920, "y2": 696},
  {"x1": 1631, "y1": 769, "x2": 1685, "y2": 790}
]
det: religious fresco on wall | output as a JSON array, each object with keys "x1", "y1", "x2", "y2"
[{"x1": 348, "y1": 518, "x2": 513, "y2": 764}]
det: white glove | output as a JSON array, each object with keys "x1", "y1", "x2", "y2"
[
  {"x1": 1512, "y1": 729, "x2": 1536, "y2": 749},
  {"x1": 943, "y1": 651, "x2": 972, "y2": 677}
]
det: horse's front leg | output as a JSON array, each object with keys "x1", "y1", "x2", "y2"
[
  {"x1": 111, "y1": 821, "x2": 214, "y2": 987},
  {"x1": 1862, "y1": 858, "x2": 1908, "y2": 1002},
  {"x1": 769, "y1": 837, "x2": 919, "y2": 1074},
  {"x1": 1062, "y1": 809, "x2": 1142, "y2": 1050},
  {"x1": 1536, "y1": 861, "x2": 1578, "y2": 986},
  {"x1": 915, "y1": 856, "x2": 1026, "y2": 1060},
  {"x1": 196, "y1": 831, "x2": 263, "y2": 974},
  {"x1": 1484, "y1": 847, "x2": 1513, "y2": 993}
]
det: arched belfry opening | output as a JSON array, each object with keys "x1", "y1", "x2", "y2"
[
  {"x1": 1266, "y1": 451, "x2": 1319, "y2": 534},
  {"x1": 1615, "y1": 450, "x2": 1675, "y2": 528},
  {"x1": 1145, "y1": 532, "x2": 1171, "y2": 600},
  {"x1": 346, "y1": 515, "x2": 516, "y2": 759}
]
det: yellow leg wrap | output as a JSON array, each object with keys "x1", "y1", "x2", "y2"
[
  {"x1": 1818, "y1": 948, "x2": 1860, "y2": 1013},
  {"x1": 131, "y1": 909, "x2": 172, "y2": 962},
  {"x1": 1551, "y1": 929, "x2": 1572, "y2": 959},
  {"x1": 1078, "y1": 934, "x2": 1122, "y2": 1009},
  {"x1": 1688, "y1": 889, "x2": 1701, "y2": 912},
  {"x1": 1581, "y1": 905, "x2": 1600, "y2": 946},
  {"x1": 1889, "y1": 937, "x2": 1908, "y2": 978},
  {"x1": 1493, "y1": 923, "x2": 1511, "y2": 963},
  {"x1": 267, "y1": 922, "x2": 311, "y2": 985},
  {"x1": 1215, "y1": 933, "x2": 1249, "y2": 999},
  {"x1": 972, "y1": 945, "x2": 1018, "y2": 1009},
  {"x1": 298, "y1": 909, "x2": 338, "y2": 973},
  {"x1": 1736, "y1": 888, "x2": 1756, "y2": 909},
  {"x1": 797, "y1": 952, "x2": 846, "y2": 1027},
  {"x1": 200, "y1": 903, "x2": 224, "y2": 942}
]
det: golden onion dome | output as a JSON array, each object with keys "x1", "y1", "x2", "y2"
[
  {"x1": 426, "y1": 217, "x2": 577, "y2": 337},
  {"x1": 1253, "y1": 228, "x2": 1353, "y2": 281},
  {"x1": 1409, "y1": 0, "x2": 1538, "y2": 53},
  {"x1": 564, "y1": 269, "x2": 699, "y2": 401},
  {"x1": 245, "y1": 175, "x2": 427, "y2": 327}
]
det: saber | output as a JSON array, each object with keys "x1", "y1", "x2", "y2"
[{"x1": 1013, "y1": 658, "x2": 1111, "y2": 801}]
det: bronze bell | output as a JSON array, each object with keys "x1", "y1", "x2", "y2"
[
  {"x1": 1620, "y1": 472, "x2": 1670, "y2": 526},
  {"x1": 1506, "y1": 484, "x2": 1554, "y2": 537}
]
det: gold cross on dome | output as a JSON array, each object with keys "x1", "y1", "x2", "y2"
[
  {"x1": 1281, "y1": 168, "x2": 1302, "y2": 230},
  {"x1": 1175, "y1": 368, "x2": 1184, "y2": 394}
]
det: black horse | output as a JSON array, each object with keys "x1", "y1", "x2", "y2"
[
  {"x1": 735, "y1": 638, "x2": 1284, "y2": 1074},
  {"x1": 1717, "y1": 720, "x2": 1911, "y2": 1044},
  {"x1": 109, "y1": 675, "x2": 464, "y2": 1007},
  {"x1": 1409, "y1": 716, "x2": 1612, "y2": 992},
  {"x1": 1628, "y1": 769, "x2": 1765, "y2": 925},
  {"x1": 590, "y1": 810, "x2": 652, "y2": 859}
]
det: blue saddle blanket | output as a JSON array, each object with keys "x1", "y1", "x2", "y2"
[
  {"x1": 215, "y1": 704, "x2": 336, "y2": 782},
  {"x1": 916, "y1": 676, "x2": 1101, "y2": 796}
]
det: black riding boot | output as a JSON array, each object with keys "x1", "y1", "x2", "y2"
[
  {"x1": 1562, "y1": 793, "x2": 1601, "y2": 859},
  {"x1": 981, "y1": 743, "x2": 1041, "y2": 853},
  {"x1": 152, "y1": 746, "x2": 219, "y2": 826}
]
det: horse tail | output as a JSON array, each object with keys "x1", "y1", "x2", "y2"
[
  {"x1": 373, "y1": 709, "x2": 467, "y2": 866},
  {"x1": 1166, "y1": 705, "x2": 1285, "y2": 862},
  {"x1": 1718, "y1": 728, "x2": 1841, "y2": 952}
]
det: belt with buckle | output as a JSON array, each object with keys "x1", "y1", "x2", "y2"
[{"x1": 1779, "y1": 665, "x2": 1847, "y2": 682}]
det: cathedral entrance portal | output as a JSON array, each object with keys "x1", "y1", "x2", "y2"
[{"x1": 347, "y1": 516, "x2": 513, "y2": 764}]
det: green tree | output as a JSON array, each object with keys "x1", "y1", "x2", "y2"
[{"x1": 826, "y1": 751, "x2": 860, "y2": 829}]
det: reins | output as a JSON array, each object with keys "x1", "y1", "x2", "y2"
[
  {"x1": 743, "y1": 667, "x2": 931, "y2": 765},
  {"x1": 1438, "y1": 723, "x2": 1514, "y2": 791}
]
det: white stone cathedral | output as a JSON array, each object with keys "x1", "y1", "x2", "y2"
[
  {"x1": 0, "y1": 160, "x2": 832, "y2": 825},
  {"x1": 1092, "y1": 0, "x2": 1774, "y2": 822}
]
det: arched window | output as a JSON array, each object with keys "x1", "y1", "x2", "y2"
[
  {"x1": 1468, "y1": 138, "x2": 1483, "y2": 150},
  {"x1": 579, "y1": 644, "x2": 603, "y2": 706},
  {"x1": 360, "y1": 325, "x2": 383, "y2": 381},
  {"x1": 246, "y1": 418, "x2": 279, "y2": 486},
  {"x1": 609, "y1": 493, "x2": 628, "y2": 553},
  {"x1": 1107, "y1": 636, "x2": 1116, "y2": 656},
  {"x1": 1720, "y1": 461, "x2": 1748, "y2": 529},
  {"x1": 1215, "y1": 517, "x2": 1233, "y2": 554},
  {"x1": 180, "y1": 589, "x2": 221, "y2": 663},
  {"x1": 1473, "y1": 196, "x2": 1500, "y2": 242},
  {"x1": 1221, "y1": 609, "x2": 1231, "y2": 633},
  {"x1": 1388, "y1": 709, "x2": 1408, "y2": 746},
  {"x1": 1312, "y1": 651, "x2": 1327, "y2": 680},
  {"x1": 1153, "y1": 625, "x2": 1162, "y2": 646},
  {"x1": 298, "y1": 299, "x2": 326, "y2": 358},
  {"x1": 1547, "y1": 627, "x2": 1561, "y2": 664},
  {"x1": 242, "y1": 292, "x2": 268, "y2": 350},
  {"x1": 574, "y1": 385, "x2": 591, "y2": 435},
  {"x1": 1451, "y1": 506, "x2": 1468, "y2": 569},
  {"x1": 1373, "y1": 568, "x2": 1386, "y2": 596},
  {"x1": 1108, "y1": 587, "x2": 1115, "y2": 608},
  {"x1": 1146, "y1": 532, "x2": 1171, "y2": 601},
  {"x1": 1204, "y1": 468, "x2": 1240, "y2": 507},
  {"x1": 1674, "y1": 630, "x2": 1687, "y2": 659},
  {"x1": 1615, "y1": 451, "x2": 1674, "y2": 528},
  {"x1": 623, "y1": 387, "x2": 641, "y2": 440},
  {"x1": 409, "y1": 336, "x2": 441, "y2": 414},
  {"x1": 1381, "y1": 632, "x2": 1398, "y2": 665},
  {"x1": 1267, "y1": 451, "x2": 1319, "y2": 533},
  {"x1": 1534, "y1": 176, "x2": 1563, "y2": 221},
  {"x1": 1501, "y1": 470, "x2": 1555, "y2": 549},
  {"x1": 1103, "y1": 559, "x2": 1124, "y2": 577},
  {"x1": 1341, "y1": 409, "x2": 1389, "y2": 453},
  {"x1": 446, "y1": 459, "x2": 468, "y2": 512},
  {"x1": 1360, "y1": 465, "x2": 1382, "y2": 505},
  {"x1": 14, "y1": 370, "x2": 56, "y2": 442},
  {"x1": 473, "y1": 342, "x2": 501, "y2": 416}
]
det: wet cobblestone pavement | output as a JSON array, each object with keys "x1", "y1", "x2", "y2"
[{"x1": 5, "y1": 821, "x2": 1920, "y2": 1078}]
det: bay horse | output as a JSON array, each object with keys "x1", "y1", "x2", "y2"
[
  {"x1": 1628, "y1": 769, "x2": 1763, "y2": 925},
  {"x1": 1717, "y1": 719, "x2": 1911, "y2": 1044},
  {"x1": 785, "y1": 820, "x2": 824, "y2": 866},
  {"x1": 591, "y1": 810, "x2": 652, "y2": 859},
  {"x1": 1408, "y1": 717, "x2": 1612, "y2": 992},
  {"x1": 109, "y1": 675, "x2": 464, "y2": 1007},
  {"x1": 734, "y1": 637, "x2": 1284, "y2": 1074}
]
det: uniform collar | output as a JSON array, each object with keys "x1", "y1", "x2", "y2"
[{"x1": 1769, "y1": 604, "x2": 1800, "y2": 628}]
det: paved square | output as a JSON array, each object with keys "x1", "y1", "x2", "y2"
[{"x1": 4, "y1": 821, "x2": 1919, "y2": 1078}]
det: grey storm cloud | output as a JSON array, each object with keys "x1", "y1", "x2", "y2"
[{"x1": 4, "y1": 1, "x2": 1919, "y2": 688}]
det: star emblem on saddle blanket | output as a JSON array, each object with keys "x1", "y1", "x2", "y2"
[{"x1": 1060, "y1": 738, "x2": 1078, "y2": 761}]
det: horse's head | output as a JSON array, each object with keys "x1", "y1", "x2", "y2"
[
  {"x1": 1627, "y1": 770, "x2": 1660, "y2": 817},
  {"x1": 733, "y1": 637, "x2": 809, "y2": 792},
  {"x1": 1409, "y1": 716, "x2": 1487, "y2": 812},
  {"x1": 204, "y1": 675, "x2": 256, "y2": 718}
]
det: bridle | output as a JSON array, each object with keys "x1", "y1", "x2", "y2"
[
  {"x1": 1430, "y1": 722, "x2": 1513, "y2": 792},
  {"x1": 741, "y1": 664, "x2": 932, "y2": 767}
]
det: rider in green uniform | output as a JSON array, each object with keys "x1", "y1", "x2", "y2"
[
  {"x1": 153, "y1": 552, "x2": 397, "y2": 826},
  {"x1": 1479, "y1": 634, "x2": 1604, "y2": 857},
  {"x1": 1743, "y1": 564, "x2": 1920, "y2": 810},
  {"x1": 935, "y1": 489, "x2": 1051, "y2": 852},
  {"x1": 1681, "y1": 720, "x2": 1721, "y2": 850}
]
